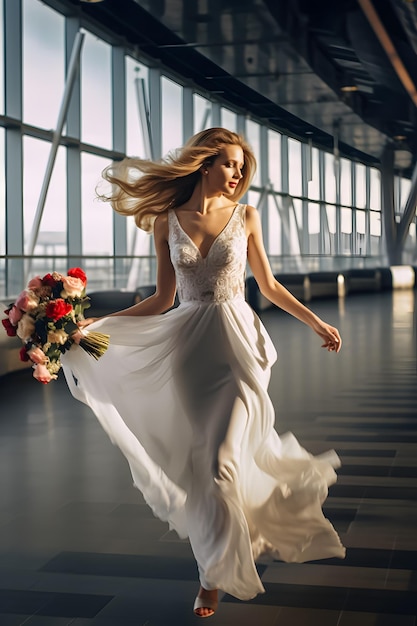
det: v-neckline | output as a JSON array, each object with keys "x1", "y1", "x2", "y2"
[{"x1": 173, "y1": 204, "x2": 239, "y2": 260}]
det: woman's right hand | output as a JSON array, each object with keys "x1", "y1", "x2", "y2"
[{"x1": 77, "y1": 317, "x2": 100, "y2": 329}]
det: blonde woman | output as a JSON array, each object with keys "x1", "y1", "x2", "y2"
[{"x1": 63, "y1": 128, "x2": 345, "y2": 618}]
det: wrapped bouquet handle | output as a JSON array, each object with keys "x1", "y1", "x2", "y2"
[{"x1": 71, "y1": 327, "x2": 110, "y2": 360}]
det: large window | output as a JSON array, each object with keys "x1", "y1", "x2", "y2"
[
  {"x1": 268, "y1": 130, "x2": 281, "y2": 191},
  {"x1": 23, "y1": 0, "x2": 65, "y2": 130},
  {"x1": 81, "y1": 153, "x2": 112, "y2": 256},
  {"x1": 355, "y1": 163, "x2": 366, "y2": 209},
  {"x1": 161, "y1": 76, "x2": 183, "y2": 156},
  {"x1": 0, "y1": 0, "x2": 394, "y2": 298},
  {"x1": 324, "y1": 153, "x2": 336, "y2": 203},
  {"x1": 193, "y1": 94, "x2": 211, "y2": 133},
  {"x1": 246, "y1": 120, "x2": 261, "y2": 187},
  {"x1": 288, "y1": 138, "x2": 302, "y2": 196},
  {"x1": 125, "y1": 57, "x2": 149, "y2": 158},
  {"x1": 0, "y1": 129, "x2": 4, "y2": 256},
  {"x1": 221, "y1": 107, "x2": 237, "y2": 131},
  {"x1": 81, "y1": 31, "x2": 112, "y2": 149},
  {"x1": 23, "y1": 137, "x2": 67, "y2": 258},
  {"x1": 0, "y1": 0, "x2": 4, "y2": 115}
]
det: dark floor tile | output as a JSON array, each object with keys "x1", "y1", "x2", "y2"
[
  {"x1": 391, "y1": 467, "x2": 417, "y2": 478},
  {"x1": 337, "y1": 450, "x2": 397, "y2": 458},
  {"x1": 0, "y1": 615, "x2": 29, "y2": 626},
  {"x1": 345, "y1": 588, "x2": 417, "y2": 615},
  {"x1": 224, "y1": 582, "x2": 348, "y2": 611},
  {"x1": 0, "y1": 589, "x2": 112, "y2": 618},
  {"x1": 329, "y1": 484, "x2": 417, "y2": 500},
  {"x1": 41, "y1": 593, "x2": 113, "y2": 618},
  {"x1": 337, "y1": 465, "x2": 391, "y2": 477},
  {"x1": 329, "y1": 434, "x2": 417, "y2": 443},
  {"x1": 41, "y1": 551, "x2": 199, "y2": 581},
  {"x1": 322, "y1": 507, "x2": 357, "y2": 532},
  {"x1": 0, "y1": 589, "x2": 51, "y2": 615}
]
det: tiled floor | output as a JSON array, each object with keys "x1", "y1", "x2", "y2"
[{"x1": 0, "y1": 289, "x2": 416, "y2": 625}]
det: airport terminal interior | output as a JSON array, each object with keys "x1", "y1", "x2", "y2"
[{"x1": 1, "y1": 0, "x2": 417, "y2": 624}]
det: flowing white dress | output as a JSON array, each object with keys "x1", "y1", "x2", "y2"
[{"x1": 62, "y1": 203, "x2": 345, "y2": 601}]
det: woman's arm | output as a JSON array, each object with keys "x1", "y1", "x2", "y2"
[
  {"x1": 79, "y1": 214, "x2": 176, "y2": 327},
  {"x1": 246, "y1": 205, "x2": 342, "y2": 352}
]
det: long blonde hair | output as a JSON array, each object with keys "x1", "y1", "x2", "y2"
[{"x1": 101, "y1": 127, "x2": 257, "y2": 232}]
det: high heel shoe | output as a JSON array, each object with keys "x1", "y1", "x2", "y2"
[{"x1": 193, "y1": 592, "x2": 218, "y2": 618}]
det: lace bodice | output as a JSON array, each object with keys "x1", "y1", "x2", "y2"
[{"x1": 168, "y1": 204, "x2": 247, "y2": 303}]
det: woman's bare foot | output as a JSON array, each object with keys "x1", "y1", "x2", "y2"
[{"x1": 193, "y1": 586, "x2": 218, "y2": 618}]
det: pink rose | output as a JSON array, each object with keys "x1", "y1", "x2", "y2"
[
  {"x1": 33, "y1": 363, "x2": 53, "y2": 384},
  {"x1": 15, "y1": 289, "x2": 39, "y2": 312},
  {"x1": 16, "y1": 314, "x2": 36, "y2": 341},
  {"x1": 61, "y1": 275, "x2": 85, "y2": 298},
  {"x1": 27, "y1": 276, "x2": 43, "y2": 291},
  {"x1": 8, "y1": 305, "x2": 23, "y2": 325},
  {"x1": 27, "y1": 346, "x2": 47, "y2": 364}
]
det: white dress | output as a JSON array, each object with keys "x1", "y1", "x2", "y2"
[{"x1": 62, "y1": 203, "x2": 345, "y2": 601}]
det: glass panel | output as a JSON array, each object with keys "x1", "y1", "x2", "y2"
[
  {"x1": 268, "y1": 130, "x2": 281, "y2": 191},
  {"x1": 400, "y1": 177, "x2": 412, "y2": 212},
  {"x1": 23, "y1": 0, "x2": 65, "y2": 129},
  {"x1": 0, "y1": 129, "x2": 4, "y2": 255},
  {"x1": 292, "y1": 198, "x2": 302, "y2": 228},
  {"x1": 370, "y1": 167, "x2": 381, "y2": 210},
  {"x1": 23, "y1": 137, "x2": 67, "y2": 259},
  {"x1": 340, "y1": 158, "x2": 352, "y2": 206},
  {"x1": 0, "y1": 0, "x2": 4, "y2": 115},
  {"x1": 324, "y1": 152, "x2": 336, "y2": 203},
  {"x1": 268, "y1": 196, "x2": 281, "y2": 255},
  {"x1": 126, "y1": 216, "x2": 153, "y2": 288},
  {"x1": 193, "y1": 94, "x2": 211, "y2": 133},
  {"x1": 308, "y1": 202, "x2": 320, "y2": 234},
  {"x1": 246, "y1": 120, "x2": 261, "y2": 187},
  {"x1": 356, "y1": 209, "x2": 366, "y2": 234},
  {"x1": 341, "y1": 207, "x2": 352, "y2": 233},
  {"x1": 355, "y1": 162, "x2": 366, "y2": 209},
  {"x1": 370, "y1": 210, "x2": 381, "y2": 236},
  {"x1": 81, "y1": 153, "x2": 112, "y2": 255},
  {"x1": 248, "y1": 190, "x2": 260, "y2": 211},
  {"x1": 81, "y1": 31, "x2": 112, "y2": 149},
  {"x1": 326, "y1": 204, "x2": 336, "y2": 234},
  {"x1": 221, "y1": 107, "x2": 236, "y2": 131},
  {"x1": 288, "y1": 138, "x2": 302, "y2": 196},
  {"x1": 161, "y1": 76, "x2": 183, "y2": 156},
  {"x1": 408, "y1": 222, "x2": 416, "y2": 249},
  {"x1": 307, "y1": 147, "x2": 320, "y2": 200},
  {"x1": 126, "y1": 56, "x2": 149, "y2": 158}
]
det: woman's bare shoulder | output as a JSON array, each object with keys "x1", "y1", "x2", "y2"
[
  {"x1": 244, "y1": 204, "x2": 260, "y2": 224},
  {"x1": 153, "y1": 212, "x2": 169, "y2": 239}
]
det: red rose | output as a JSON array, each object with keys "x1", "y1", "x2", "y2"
[
  {"x1": 42, "y1": 273, "x2": 58, "y2": 287},
  {"x1": 19, "y1": 346, "x2": 30, "y2": 362},
  {"x1": 45, "y1": 299, "x2": 73, "y2": 321},
  {"x1": 67, "y1": 267, "x2": 87, "y2": 284},
  {"x1": 2, "y1": 317, "x2": 17, "y2": 336}
]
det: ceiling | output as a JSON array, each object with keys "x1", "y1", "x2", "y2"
[{"x1": 64, "y1": 0, "x2": 417, "y2": 174}]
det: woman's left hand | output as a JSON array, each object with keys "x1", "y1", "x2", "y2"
[{"x1": 313, "y1": 321, "x2": 342, "y2": 353}]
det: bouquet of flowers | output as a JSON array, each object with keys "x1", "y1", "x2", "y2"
[{"x1": 2, "y1": 267, "x2": 109, "y2": 384}]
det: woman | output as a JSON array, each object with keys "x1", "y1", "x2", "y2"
[{"x1": 63, "y1": 128, "x2": 345, "y2": 619}]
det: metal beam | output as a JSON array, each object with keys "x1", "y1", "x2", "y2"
[{"x1": 358, "y1": 0, "x2": 417, "y2": 108}]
